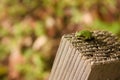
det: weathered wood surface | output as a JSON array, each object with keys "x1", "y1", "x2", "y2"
[{"x1": 49, "y1": 31, "x2": 120, "y2": 80}]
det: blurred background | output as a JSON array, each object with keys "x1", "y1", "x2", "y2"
[{"x1": 0, "y1": 0, "x2": 120, "y2": 80}]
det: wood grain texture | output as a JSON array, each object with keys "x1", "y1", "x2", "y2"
[{"x1": 49, "y1": 31, "x2": 120, "y2": 80}]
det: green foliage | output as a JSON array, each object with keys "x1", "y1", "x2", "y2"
[
  {"x1": 14, "y1": 24, "x2": 33, "y2": 37},
  {"x1": 0, "y1": 65, "x2": 8, "y2": 76},
  {"x1": 8, "y1": 5, "x2": 27, "y2": 17},
  {"x1": 0, "y1": 44, "x2": 9, "y2": 60},
  {"x1": 71, "y1": 8, "x2": 82, "y2": 23},
  {"x1": 91, "y1": 20, "x2": 120, "y2": 35},
  {"x1": 34, "y1": 21, "x2": 45, "y2": 36},
  {"x1": 0, "y1": 27, "x2": 9, "y2": 37},
  {"x1": 18, "y1": 49, "x2": 46, "y2": 80}
]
